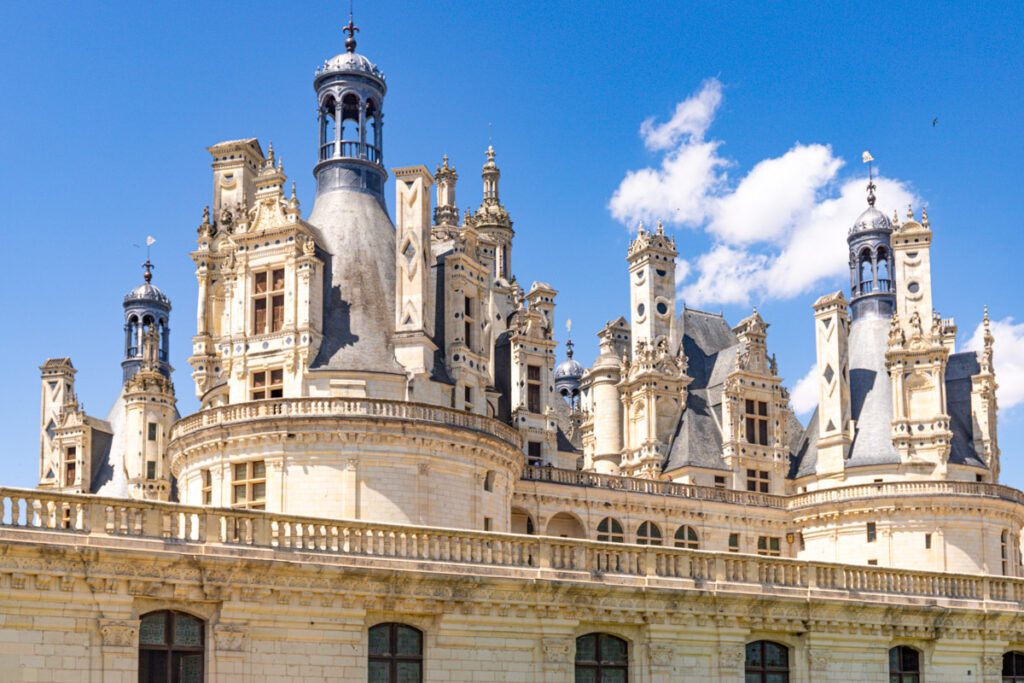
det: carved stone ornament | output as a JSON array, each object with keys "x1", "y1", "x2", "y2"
[
  {"x1": 214, "y1": 624, "x2": 250, "y2": 652},
  {"x1": 542, "y1": 638, "x2": 571, "y2": 663},
  {"x1": 99, "y1": 618, "x2": 139, "y2": 648},
  {"x1": 983, "y1": 654, "x2": 1002, "y2": 676},
  {"x1": 808, "y1": 648, "x2": 830, "y2": 671},
  {"x1": 648, "y1": 642, "x2": 674, "y2": 666},
  {"x1": 718, "y1": 644, "x2": 745, "y2": 670}
]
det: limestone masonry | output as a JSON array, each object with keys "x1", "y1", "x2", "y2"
[{"x1": 6, "y1": 20, "x2": 1023, "y2": 683}]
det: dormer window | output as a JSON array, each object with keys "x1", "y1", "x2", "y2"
[
  {"x1": 745, "y1": 399, "x2": 769, "y2": 445},
  {"x1": 253, "y1": 269, "x2": 285, "y2": 334}
]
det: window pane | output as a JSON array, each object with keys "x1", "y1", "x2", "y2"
[
  {"x1": 746, "y1": 642, "x2": 762, "y2": 668},
  {"x1": 270, "y1": 369, "x2": 283, "y2": 385},
  {"x1": 140, "y1": 612, "x2": 166, "y2": 645},
  {"x1": 253, "y1": 461, "x2": 266, "y2": 479},
  {"x1": 766, "y1": 674, "x2": 788, "y2": 683},
  {"x1": 769, "y1": 538, "x2": 780, "y2": 552},
  {"x1": 745, "y1": 399, "x2": 755, "y2": 413},
  {"x1": 575, "y1": 669, "x2": 597, "y2": 683},
  {"x1": 368, "y1": 660, "x2": 389, "y2": 683},
  {"x1": 253, "y1": 372, "x2": 266, "y2": 388},
  {"x1": 764, "y1": 642, "x2": 787, "y2": 668},
  {"x1": 368, "y1": 626, "x2": 389, "y2": 656},
  {"x1": 177, "y1": 653, "x2": 203, "y2": 682},
  {"x1": 601, "y1": 670, "x2": 626, "y2": 683},
  {"x1": 173, "y1": 614, "x2": 202, "y2": 646},
  {"x1": 254, "y1": 298, "x2": 267, "y2": 331},
  {"x1": 396, "y1": 661, "x2": 421, "y2": 683},
  {"x1": 600, "y1": 636, "x2": 626, "y2": 664},
  {"x1": 140, "y1": 650, "x2": 168, "y2": 683},
  {"x1": 251, "y1": 482, "x2": 266, "y2": 502},
  {"x1": 746, "y1": 675, "x2": 762, "y2": 683},
  {"x1": 234, "y1": 463, "x2": 246, "y2": 480},
  {"x1": 271, "y1": 295, "x2": 284, "y2": 331},
  {"x1": 758, "y1": 401, "x2": 768, "y2": 416},
  {"x1": 611, "y1": 520, "x2": 623, "y2": 535},
  {"x1": 758, "y1": 420, "x2": 768, "y2": 445},
  {"x1": 233, "y1": 484, "x2": 246, "y2": 503},
  {"x1": 576, "y1": 635, "x2": 596, "y2": 662},
  {"x1": 272, "y1": 269, "x2": 285, "y2": 291},
  {"x1": 901, "y1": 648, "x2": 918, "y2": 671},
  {"x1": 396, "y1": 626, "x2": 421, "y2": 655},
  {"x1": 254, "y1": 272, "x2": 267, "y2": 293}
]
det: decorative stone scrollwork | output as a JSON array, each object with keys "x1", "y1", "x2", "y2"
[
  {"x1": 214, "y1": 624, "x2": 250, "y2": 652},
  {"x1": 99, "y1": 619, "x2": 139, "y2": 648},
  {"x1": 542, "y1": 638, "x2": 571, "y2": 663},
  {"x1": 808, "y1": 648, "x2": 830, "y2": 671},
  {"x1": 982, "y1": 654, "x2": 1002, "y2": 676},
  {"x1": 648, "y1": 642, "x2": 674, "y2": 667}
]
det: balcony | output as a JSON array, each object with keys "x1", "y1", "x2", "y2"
[
  {"x1": 1, "y1": 486, "x2": 1022, "y2": 610},
  {"x1": 318, "y1": 140, "x2": 381, "y2": 163},
  {"x1": 171, "y1": 397, "x2": 522, "y2": 449}
]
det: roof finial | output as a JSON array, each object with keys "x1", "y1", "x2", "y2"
[
  {"x1": 142, "y1": 258, "x2": 154, "y2": 284},
  {"x1": 921, "y1": 207, "x2": 929, "y2": 227},
  {"x1": 862, "y1": 151, "x2": 876, "y2": 207},
  {"x1": 343, "y1": 7, "x2": 359, "y2": 53}
]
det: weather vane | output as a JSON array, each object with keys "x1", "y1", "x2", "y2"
[{"x1": 862, "y1": 150, "x2": 876, "y2": 206}]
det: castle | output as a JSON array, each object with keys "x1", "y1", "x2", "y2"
[{"x1": 6, "y1": 20, "x2": 1024, "y2": 683}]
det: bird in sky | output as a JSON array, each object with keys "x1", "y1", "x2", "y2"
[{"x1": 933, "y1": 118, "x2": 938, "y2": 127}]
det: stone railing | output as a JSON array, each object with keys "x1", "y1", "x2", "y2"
[
  {"x1": 3, "y1": 487, "x2": 1023, "y2": 609},
  {"x1": 522, "y1": 466, "x2": 1024, "y2": 510},
  {"x1": 171, "y1": 398, "x2": 522, "y2": 448},
  {"x1": 520, "y1": 466, "x2": 787, "y2": 508}
]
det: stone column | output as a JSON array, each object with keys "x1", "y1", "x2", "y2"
[
  {"x1": 334, "y1": 100, "x2": 343, "y2": 158},
  {"x1": 98, "y1": 617, "x2": 140, "y2": 683}
]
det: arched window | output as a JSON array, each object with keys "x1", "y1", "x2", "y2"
[
  {"x1": 859, "y1": 256, "x2": 874, "y2": 294},
  {"x1": 138, "y1": 610, "x2": 204, "y2": 683},
  {"x1": 674, "y1": 525, "x2": 699, "y2": 549},
  {"x1": 596, "y1": 517, "x2": 624, "y2": 543},
  {"x1": 368, "y1": 623, "x2": 422, "y2": 683},
  {"x1": 745, "y1": 641, "x2": 789, "y2": 683},
  {"x1": 575, "y1": 633, "x2": 628, "y2": 682},
  {"x1": 1004, "y1": 651, "x2": 1024, "y2": 681},
  {"x1": 889, "y1": 646, "x2": 920, "y2": 683},
  {"x1": 483, "y1": 470, "x2": 495, "y2": 492},
  {"x1": 876, "y1": 248, "x2": 891, "y2": 291},
  {"x1": 636, "y1": 521, "x2": 662, "y2": 546}
]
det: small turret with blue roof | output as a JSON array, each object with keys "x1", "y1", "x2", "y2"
[{"x1": 122, "y1": 259, "x2": 172, "y2": 383}]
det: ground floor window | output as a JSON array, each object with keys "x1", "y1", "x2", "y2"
[
  {"x1": 1004, "y1": 651, "x2": 1024, "y2": 681},
  {"x1": 889, "y1": 646, "x2": 920, "y2": 683},
  {"x1": 745, "y1": 640, "x2": 789, "y2": 682},
  {"x1": 368, "y1": 623, "x2": 422, "y2": 683},
  {"x1": 138, "y1": 610, "x2": 204, "y2": 683},
  {"x1": 575, "y1": 633, "x2": 628, "y2": 682}
]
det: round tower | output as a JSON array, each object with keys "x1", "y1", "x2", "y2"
[
  {"x1": 847, "y1": 179, "x2": 895, "y2": 322},
  {"x1": 122, "y1": 259, "x2": 171, "y2": 384},
  {"x1": 555, "y1": 338, "x2": 584, "y2": 409},
  {"x1": 307, "y1": 17, "x2": 402, "y2": 375}
]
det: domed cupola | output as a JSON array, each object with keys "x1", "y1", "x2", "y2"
[
  {"x1": 122, "y1": 259, "x2": 172, "y2": 383},
  {"x1": 847, "y1": 173, "x2": 895, "y2": 321},
  {"x1": 312, "y1": 15, "x2": 387, "y2": 203},
  {"x1": 555, "y1": 337, "x2": 585, "y2": 407}
]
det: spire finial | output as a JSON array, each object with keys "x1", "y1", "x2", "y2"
[
  {"x1": 656, "y1": 219, "x2": 664, "y2": 235},
  {"x1": 907, "y1": 204, "x2": 914, "y2": 220},
  {"x1": 343, "y1": 10, "x2": 359, "y2": 53},
  {"x1": 921, "y1": 207, "x2": 929, "y2": 227},
  {"x1": 862, "y1": 151, "x2": 876, "y2": 207},
  {"x1": 984, "y1": 305, "x2": 990, "y2": 326},
  {"x1": 142, "y1": 258, "x2": 154, "y2": 284}
]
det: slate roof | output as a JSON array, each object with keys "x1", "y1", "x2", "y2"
[
  {"x1": 946, "y1": 351, "x2": 986, "y2": 468},
  {"x1": 663, "y1": 308, "x2": 740, "y2": 473}
]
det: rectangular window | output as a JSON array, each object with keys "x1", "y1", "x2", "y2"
[
  {"x1": 232, "y1": 460, "x2": 266, "y2": 510},
  {"x1": 867, "y1": 559, "x2": 878, "y2": 566},
  {"x1": 746, "y1": 468, "x2": 770, "y2": 493},
  {"x1": 728, "y1": 533, "x2": 740, "y2": 552},
  {"x1": 527, "y1": 364, "x2": 542, "y2": 413},
  {"x1": 147, "y1": 422, "x2": 158, "y2": 441},
  {"x1": 924, "y1": 533, "x2": 932, "y2": 549},
  {"x1": 527, "y1": 441, "x2": 543, "y2": 467},
  {"x1": 713, "y1": 475, "x2": 727, "y2": 489},
  {"x1": 146, "y1": 461, "x2": 156, "y2": 479},
  {"x1": 251, "y1": 369, "x2": 284, "y2": 400},
  {"x1": 976, "y1": 473, "x2": 984, "y2": 482},
  {"x1": 757, "y1": 536, "x2": 781, "y2": 557},
  {"x1": 866, "y1": 522, "x2": 877, "y2": 542},
  {"x1": 64, "y1": 446, "x2": 76, "y2": 487},
  {"x1": 464, "y1": 385, "x2": 472, "y2": 409},
  {"x1": 483, "y1": 517, "x2": 492, "y2": 532},
  {"x1": 463, "y1": 295, "x2": 474, "y2": 348},
  {"x1": 201, "y1": 469, "x2": 212, "y2": 505},
  {"x1": 252, "y1": 268, "x2": 285, "y2": 334},
  {"x1": 744, "y1": 399, "x2": 770, "y2": 445}
]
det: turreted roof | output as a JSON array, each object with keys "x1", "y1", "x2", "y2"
[
  {"x1": 850, "y1": 205, "x2": 892, "y2": 235},
  {"x1": 124, "y1": 261, "x2": 170, "y2": 309}
]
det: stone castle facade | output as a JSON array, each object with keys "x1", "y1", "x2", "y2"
[{"x1": 5, "y1": 21, "x2": 1024, "y2": 683}]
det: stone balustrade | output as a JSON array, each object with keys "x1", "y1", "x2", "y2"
[
  {"x1": 171, "y1": 397, "x2": 522, "y2": 448},
  {"x1": 3, "y1": 486, "x2": 1024, "y2": 610},
  {"x1": 521, "y1": 465, "x2": 1024, "y2": 510}
]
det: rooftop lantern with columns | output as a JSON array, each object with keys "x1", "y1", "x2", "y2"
[
  {"x1": 313, "y1": 15, "x2": 387, "y2": 203},
  {"x1": 121, "y1": 259, "x2": 172, "y2": 384},
  {"x1": 847, "y1": 166, "x2": 895, "y2": 321}
]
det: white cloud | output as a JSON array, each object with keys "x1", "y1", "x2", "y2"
[
  {"x1": 790, "y1": 364, "x2": 819, "y2": 417},
  {"x1": 965, "y1": 316, "x2": 1024, "y2": 410},
  {"x1": 639, "y1": 78, "x2": 723, "y2": 151},
  {"x1": 609, "y1": 81, "x2": 919, "y2": 307}
]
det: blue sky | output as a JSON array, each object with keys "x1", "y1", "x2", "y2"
[{"x1": 2, "y1": 2, "x2": 1023, "y2": 490}]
